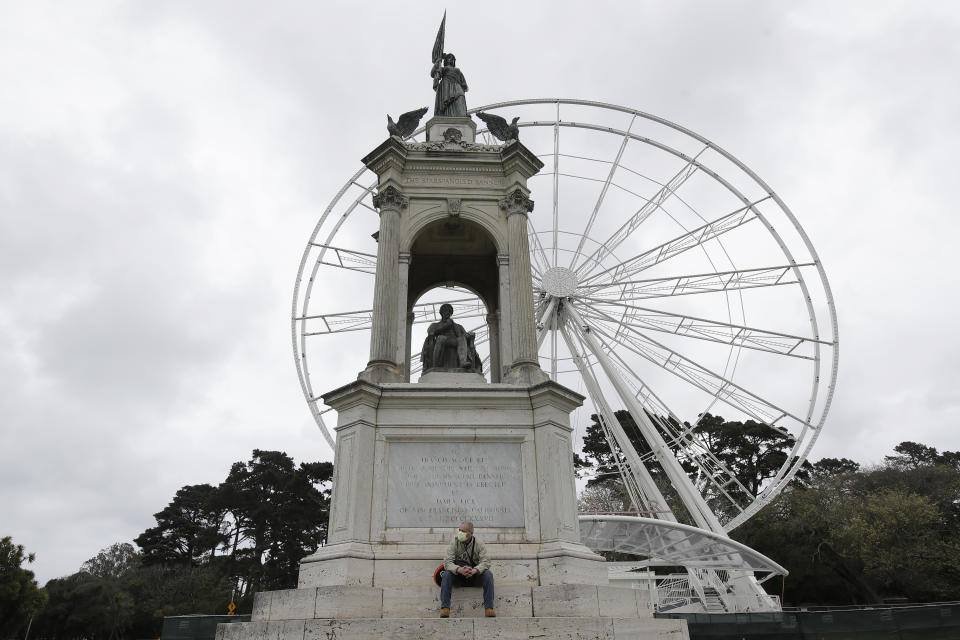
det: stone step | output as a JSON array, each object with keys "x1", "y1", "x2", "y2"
[
  {"x1": 218, "y1": 616, "x2": 688, "y2": 640},
  {"x1": 253, "y1": 584, "x2": 653, "y2": 621}
]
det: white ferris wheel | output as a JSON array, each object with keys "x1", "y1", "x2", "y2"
[{"x1": 293, "y1": 99, "x2": 839, "y2": 593}]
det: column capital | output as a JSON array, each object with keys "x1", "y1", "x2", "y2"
[
  {"x1": 496, "y1": 253, "x2": 510, "y2": 267},
  {"x1": 372, "y1": 185, "x2": 408, "y2": 213},
  {"x1": 398, "y1": 252, "x2": 412, "y2": 265},
  {"x1": 499, "y1": 188, "x2": 534, "y2": 217}
]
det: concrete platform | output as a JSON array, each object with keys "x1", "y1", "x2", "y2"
[
  {"x1": 217, "y1": 616, "x2": 688, "y2": 640},
  {"x1": 251, "y1": 584, "x2": 653, "y2": 621}
]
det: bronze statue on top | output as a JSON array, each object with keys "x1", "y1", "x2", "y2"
[
  {"x1": 431, "y1": 12, "x2": 468, "y2": 117},
  {"x1": 421, "y1": 303, "x2": 482, "y2": 373}
]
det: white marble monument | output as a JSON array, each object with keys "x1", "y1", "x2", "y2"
[{"x1": 220, "y1": 17, "x2": 688, "y2": 639}]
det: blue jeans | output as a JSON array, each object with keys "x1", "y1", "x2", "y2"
[{"x1": 439, "y1": 569, "x2": 495, "y2": 608}]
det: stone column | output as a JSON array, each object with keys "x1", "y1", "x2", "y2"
[
  {"x1": 405, "y1": 311, "x2": 414, "y2": 381},
  {"x1": 396, "y1": 252, "x2": 411, "y2": 377},
  {"x1": 487, "y1": 312, "x2": 500, "y2": 383},
  {"x1": 496, "y1": 254, "x2": 513, "y2": 380},
  {"x1": 360, "y1": 185, "x2": 407, "y2": 383},
  {"x1": 500, "y1": 189, "x2": 548, "y2": 385}
]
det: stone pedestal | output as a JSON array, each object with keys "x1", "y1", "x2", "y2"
[
  {"x1": 218, "y1": 583, "x2": 689, "y2": 640},
  {"x1": 220, "y1": 376, "x2": 688, "y2": 639},
  {"x1": 298, "y1": 376, "x2": 608, "y2": 589}
]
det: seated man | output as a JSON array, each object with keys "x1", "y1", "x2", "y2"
[
  {"x1": 439, "y1": 521, "x2": 495, "y2": 618},
  {"x1": 422, "y1": 303, "x2": 476, "y2": 372}
]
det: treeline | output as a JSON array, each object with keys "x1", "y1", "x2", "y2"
[
  {"x1": 5, "y1": 422, "x2": 960, "y2": 637},
  {"x1": 2, "y1": 450, "x2": 332, "y2": 639},
  {"x1": 576, "y1": 412, "x2": 960, "y2": 605},
  {"x1": 738, "y1": 443, "x2": 960, "y2": 604}
]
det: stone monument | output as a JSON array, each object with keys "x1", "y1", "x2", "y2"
[{"x1": 219, "y1": 14, "x2": 688, "y2": 640}]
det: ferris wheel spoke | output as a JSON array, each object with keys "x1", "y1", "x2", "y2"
[
  {"x1": 571, "y1": 301, "x2": 810, "y2": 430},
  {"x1": 552, "y1": 102, "x2": 560, "y2": 268},
  {"x1": 578, "y1": 197, "x2": 771, "y2": 289},
  {"x1": 569, "y1": 115, "x2": 636, "y2": 271},
  {"x1": 566, "y1": 308, "x2": 726, "y2": 533},
  {"x1": 598, "y1": 345, "x2": 756, "y2": 514},
  {"x1": 310, "y1": 244, "x2": 378, "y2": 275},
  {"x1": 580, "y1": 263, "x2": 814, "y2": 303},
  {"x1": 300, "y1": 297, "x2": 489, "y2": 335},
  {"x1": 577, "y1": 298, "x2": 824, "y2": 359},
  {"x1": 527, "y1": 218, "x2": 551, "y2": 277},
  {"x1": 575, "y1": 149, "x2": 706, "y2": 281}
]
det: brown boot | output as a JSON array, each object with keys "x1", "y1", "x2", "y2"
[
  {"x1": 439, "y1": 607, "x2": 450, "y2": 618},
  {"x1": 485, "y1": 608, "x2": 496, "y2": 617}
]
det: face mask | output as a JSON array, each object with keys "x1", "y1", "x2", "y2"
[{"x1": 456, "y1": 530, "x2": 469, "y2": 542}]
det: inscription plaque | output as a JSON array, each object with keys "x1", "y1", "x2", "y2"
[{"x1": 386, "y1": 441, "x2": 524, "y2": 527}]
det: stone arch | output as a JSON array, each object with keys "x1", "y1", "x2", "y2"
[
  {"x1": 402, "y1": 217, "x2": 504, "y2": 381},
  {"x1": 406, "y1": 217, "x2": 499, "y2": 315},
  {"x1": 401, "y1": 203, "x2": 507, "y2": 256}
]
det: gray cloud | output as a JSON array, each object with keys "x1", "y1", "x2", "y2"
[{"x1": 2, "y1": 1, "x2": 959, "y2": 584}]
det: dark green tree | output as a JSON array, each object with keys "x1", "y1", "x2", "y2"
[
  {"x1": 733, "y1": 446, "x2": 960, "y2": 605},
  {"x1": 811, "y1": 457, "x2": 861, "y2": 477},
  {"x1": 884, "y1": 440, "x2": 960, "y2": 470},
  {"x1": 81, "y1": 542, "x2": 141, "y2": 580},
  {"x1": 135, "y1": 483, "x2": 229, "y2": 567},
  {"x1": 576, "y1": 411, "x2": 804, "y2": 519},
  {"x1": 217, "y1": 450, "x2": 333, "y2": 594},
  {"x1": 0, "y1": 536, "x2": 47, "y2": 638},
  {"x1": 33, "y1": 572, "x2": 134, "y2": 640}
]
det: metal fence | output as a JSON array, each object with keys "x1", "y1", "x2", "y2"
[
  {"x1": 658, "y1": 602, "x2": 960, "y2": 639},
  {"x1": 160, "y1": 615, "x2": 250, "y2": 640}
]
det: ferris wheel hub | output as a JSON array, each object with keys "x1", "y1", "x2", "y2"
[{"x1": 542, "y1": 266, "x2": 578, "y2": 298}]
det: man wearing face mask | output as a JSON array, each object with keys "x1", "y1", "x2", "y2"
[{"x1": 439, "y1": 521, "x2": 494, "y2": 618}]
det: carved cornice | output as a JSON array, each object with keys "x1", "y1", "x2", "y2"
[
  {"x1": 498, "y1": 188, "x2": 535, "y2": 217},
  {"x1": 406, "y1": 140, "x2": 503, "y2": 153},
  {"x1": 362, "y1": 136, "x2": 409, "y2": 175},
  {"x1": 372, "y1": 185, "x2": 409, "y2": 212}
]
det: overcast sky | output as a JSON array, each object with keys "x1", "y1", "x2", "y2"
[{"x1": 2, "y1": 1, "x2": 959, "y2": 585}]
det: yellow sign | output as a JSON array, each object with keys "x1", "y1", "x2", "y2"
[{"x1": 227, "y1": 602, "x2": 236, "y2": 615}]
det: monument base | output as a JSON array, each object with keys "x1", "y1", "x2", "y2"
[
  {"x1": 300, "y1": 378, "x2": 609, "y2": 589},
  {"x1": 220, "y1": 378, "x2": 689, "y2": 638},
  {"x1": 217, "y1": 583, "x2": 689, "y2": 639}
]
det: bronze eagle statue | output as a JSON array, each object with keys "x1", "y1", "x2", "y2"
[
  {"x1": 476, "y1": 112, "x2": 520, "y2": 142},
  {"x1": 387, "y1": 107, "x2": 429, "y2": 139}
]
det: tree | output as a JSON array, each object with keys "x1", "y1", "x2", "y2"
[
  {"x1": 0, "y1": 536, "x2": 47, "y2": 637},
  {"x1": 811, "y1": 457, "x2": 861, "y2": 477},
  {"x1": 885, "y1": 441, "x2": 941, "y2": 468},
  {"x1": 688, "y1": 413, "x2": 806, "y2": 499},
  {"x1": 133, "y1": 450, "x2": 333, "y2": 598},
  {"x1": 577, "y1": 411, "x2": 804, "y2": 520},
  {"x1": 81, "y1": 542, "x2": 141, "y2": 580},
  {"x1": 217, "y1": 450, "x2": 333, "y2": 594},
  {"x1": 885, "y1": 441, "x2": 960, "y2": 470},
  {"x1": 135, "y1": 484, "x2": 229, "y2": 567},
  {"x1": 577, "y1": 483, "x2": 631, "y2": 513},
  {"x1": 33, "y1": 572, "x2": 134, "y2": 640},
  {"x1": 733, "y1": 447, "x2": 960, "y2": 605}
]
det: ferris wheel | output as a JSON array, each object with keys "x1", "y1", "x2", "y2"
[{"x1": 292, "y1": 98, "x2": 839, "y2": 539}]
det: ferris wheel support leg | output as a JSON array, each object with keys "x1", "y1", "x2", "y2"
[
  {"x1": 559, "y1": 320, "x2": 672, "y2": 518},
  {"x1": 565, "y1": 303, "x2": 726, "y2": 536}
]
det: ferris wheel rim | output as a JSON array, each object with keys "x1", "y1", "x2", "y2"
[{"x1": 292, "y1": 97, "x2": 840, "y2": 532}]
